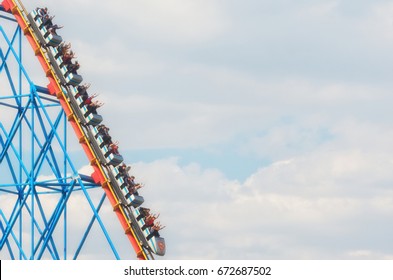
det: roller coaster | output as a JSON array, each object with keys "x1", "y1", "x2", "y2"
[{"x1": 0, "y1": 0, "x2": 165, "y2": 260}]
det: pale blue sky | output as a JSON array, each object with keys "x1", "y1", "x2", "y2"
[{"x1": 2, "y1": 0, "x2": 393, "y2": 259}]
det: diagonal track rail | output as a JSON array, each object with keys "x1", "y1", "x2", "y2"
[{"x1": 1, "y1": 0, "x2": 153, "y2": 260}]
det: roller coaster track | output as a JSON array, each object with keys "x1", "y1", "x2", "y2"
[{"x1": 1, "y1": 0, "x2": 153, "y2": 260}]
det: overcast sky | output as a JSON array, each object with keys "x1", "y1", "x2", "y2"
[{"x1": 2, "y1": 0, "x2": 393, "y2": 260}]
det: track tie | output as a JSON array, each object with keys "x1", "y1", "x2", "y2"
[
  {"x1": 136, "y1": 250, "x2": 144, "y2": 259},
  {"x1": 113, "y1": 202, "x2": 121, "y2": 212},
  {"x1": 125, "y1": 226, "x2": 132, "y2": 234},
  {"x1": 67, "y1": 113, "x2": 74, "y2": 121},
  {"x1": 78, "y1": 136, "x2": 86, "y2": 143},
  {"x1": 101, "y1": 180, "x2": 109, "y2": 188},
  {"x1": 89, "y1": 158, "x2": 98, "y2": 166}
]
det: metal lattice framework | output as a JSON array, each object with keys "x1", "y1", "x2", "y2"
[{"x1": 0, "y1": 5, "x2": 121, "y2": 260}]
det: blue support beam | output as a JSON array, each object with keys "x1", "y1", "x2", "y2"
[{"x1": 0, "y1": 7, "x2": 120, "y2": 260}]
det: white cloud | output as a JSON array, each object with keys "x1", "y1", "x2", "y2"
[
  {"x1": 297, "y1": 0, "x2": 339, "y2": 18},
  {"x1": 126, "y1": 0, "x2": 229, "y2": 44},
  {"x1": 3, "y1": 0, "x2": 393, "y2": 261},
  {"x1": 3, "y1": 147, "x2": 393, "y2": 260},
  {"x1": 122, "y1": 153, "x2": 393, "y2": 259},
  {"x1": 346, "y1": 250, "x2": 393, "y2": 260},
  {"x1": 360, "y1": 2, "x2": 393, "y2": 42}
]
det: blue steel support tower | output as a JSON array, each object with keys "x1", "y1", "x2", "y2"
[{"x1": 0, "y1": 5, "x2": 120, "y2": 260}]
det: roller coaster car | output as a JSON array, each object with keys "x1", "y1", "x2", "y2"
[
  {"x1": 49, "y1": 46, "x2": 64, "y2": 67},
  {"x1": 110, "y1": 165, "x2": 126, "y2": 181},
  {"x1": 75, "y1": 100, "x2": 103, "y2": 126},
  {"x1": 47, "y1": 47, "x2": 68, "y2": 85},
  {"x1": 107, "y1": 166, "x2": 144, "y2": 207},
  {"x1": 27, "y1": 11, "x2": 62, "y2": 47},
  {"x1": 84, "y1": 109, "x2": 103, "y2": 126},
  {"x1": 103, "y1": 146, "x2": 123, "y2": 166},
  {"x1": 121, "y1": 186, "x2": 144, "y2": 207},
  {"x1": 109, "y1": 165, "x2": 127, "y2": 187},
  {"x1": 65, "y1": 72, "x2": 83, "y2": 86},
  {"x1": 59, "y1": 63, "x2": 83, "y2": 86},
  {"x1": 28, "y1": 12, "x2": 82, "y2": 87},
  {"x1": 69, "y1": 85, "x2": 80, "y2": 98},
  {"x1": 46, "y1": 44, "x2": 83, "y2": 87},
  {"x1": 88, "y1": 126, "x2": 123, "y2": 166},
  {"x1": 132, "y1": 208, "x2": 166, "y2": 256},
  {"x1": 90, "y1": 126, "x2": 110, "y2": 149}
]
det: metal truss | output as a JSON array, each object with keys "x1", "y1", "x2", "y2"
[{"x1": 0, "y1": 6, "x2": 120, "y2": 260}]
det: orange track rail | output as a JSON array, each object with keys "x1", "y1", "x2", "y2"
[{"x1": 2, "y1": 0, "x2": 148, "y2": 260}]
